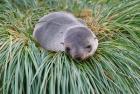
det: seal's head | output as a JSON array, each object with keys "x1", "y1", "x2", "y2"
[{"x1": 64, "y1": 26, "x2": 98, "y2": 60}]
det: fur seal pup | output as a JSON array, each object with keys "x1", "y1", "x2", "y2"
[{"x1": 33, "y1": 12, "x2": 98, "y2": 60}]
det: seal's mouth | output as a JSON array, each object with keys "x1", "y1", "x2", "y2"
[
  {"x1": 72, "y1": 54, "x2": 90, "y2": 61},
  {"x1": 74, "y1": 56, "x2": 82, "y2": 60}
]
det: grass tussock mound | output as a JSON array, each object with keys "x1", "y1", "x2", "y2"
[{"x1": 0, "y1": 0, "x2": 140, "y2": 94}]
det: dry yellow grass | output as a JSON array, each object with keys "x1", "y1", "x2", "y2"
[{"x1": 75, "y1": 9, "x2": 107, "y2": 34}]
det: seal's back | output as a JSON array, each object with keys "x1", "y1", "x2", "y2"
[{"x1": 33, "y1": 12, "x2": 81, "y2": 51}]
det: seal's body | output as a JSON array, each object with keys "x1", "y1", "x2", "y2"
[{"x1": 33, "y1": 12, "x2": 98, "y2": 60}]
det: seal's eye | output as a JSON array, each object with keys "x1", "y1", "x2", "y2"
[
  {"x1": 85, "y1": 45, "x2": 92, "y2": 52},
  {"x1": 86, "y1": 45, "x2": 91, "y2": 49},
  {"x1": 65, "y1": 47, "x2": 71, "y2": 54}
]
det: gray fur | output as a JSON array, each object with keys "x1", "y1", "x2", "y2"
[{"x1": 33, "y1": 11, "x2": 98, "y2": 59}]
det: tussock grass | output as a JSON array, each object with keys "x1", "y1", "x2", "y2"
[{"x1": 0, "y1": 0, "x2": 140, "y2": 94}]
